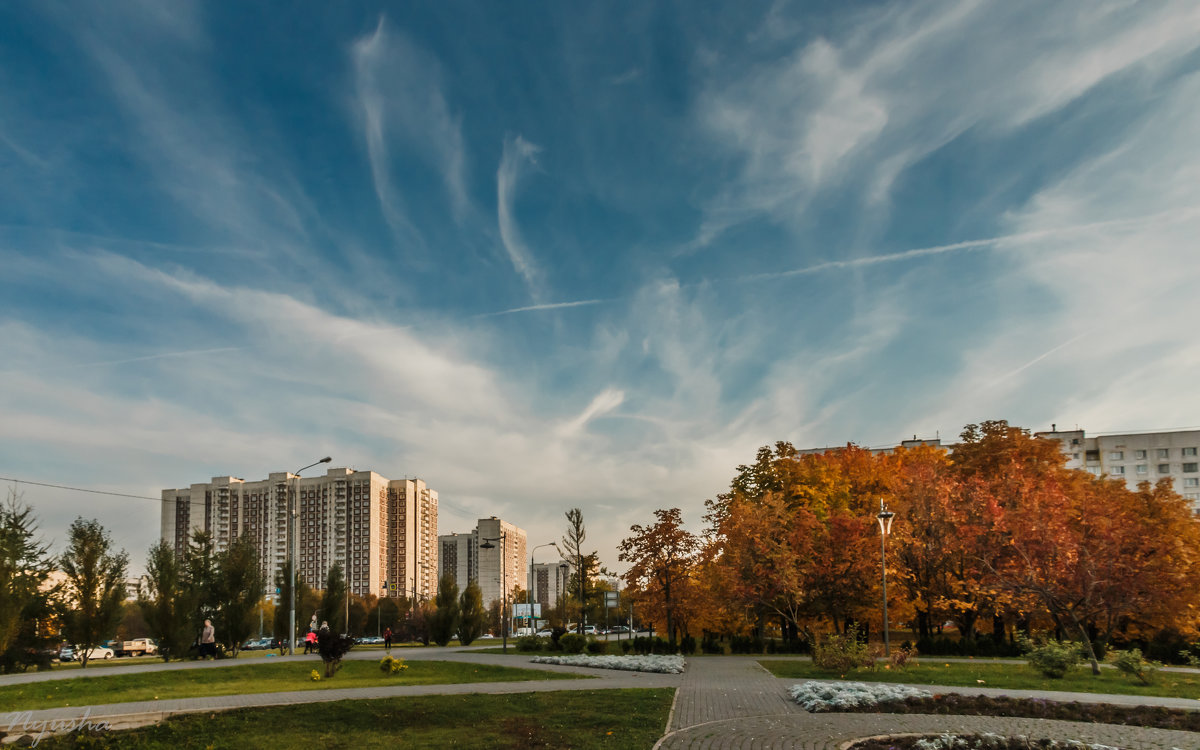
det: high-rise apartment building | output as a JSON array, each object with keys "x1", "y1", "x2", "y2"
[
  {"x1": 160, "y1": 468, "x2": 438, "y2": 601},
  {"x1": 438, "y1": 531, "x2": 478, "y2": 590},
  {"x1": 530, "y1": 560, "x2": 572, "y2": 612},
  {"x1": 438, "y1": 517, "x2": 527, "y2": 607},
  {"x1": 1036, "y1": 426, "x2": 1200, "y2": 508}
]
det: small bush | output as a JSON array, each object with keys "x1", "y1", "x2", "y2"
[
  {"x1": 620, "y1": 640, "x2": 632, "y2": 655},
  {"x1": 679, "y1": 635, "x2": 697, "y2": 655},
  {"x1": 1018, "y1": 635, "x2": 1079, "y2": 678},
  {"x1": 378, "y1": 655, "x2": 409, "y2": 674},
  {"x1": 310, "y1": 669, "x2": 321, "y2": 681},
  {"x1": 514, "y1": 635, "x2": 543, "y2": 652},
  {"x1": 729, "y1": 634, "x2": 763, "y2": 654},
  {"x1": 586, "y1": 638, "x2": 607, "y2": 654},
  {"x1": 1109, "y1": 648, "x2": 1159, "y2": 684},
  {"x1": 701, "y1": 635, "x2": 723, "y2": 654},
  {"x1": 889, "y1": 643, "x2": 917, "y2": 670},
  {"x1": 559, "y1": 633, "x2": 587, "y2": 654},
  {"x1": 813, "y1": 626, "x2": 875, "y2": 673}
]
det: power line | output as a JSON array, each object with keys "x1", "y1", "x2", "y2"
[
  {"x1": 1, "y1": 474, "x2": 483, "y2": 517},
  {"x1": 0, "y1": 476, "x2": 160, "y2": 501}
]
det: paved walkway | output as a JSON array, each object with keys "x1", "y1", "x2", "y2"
[
  {"x1": 656, "y1": 657, "x2": 1200, "y2": 749},
  {"x1": 4, "y1": 651, "x2": 1200, "y2": 748}
]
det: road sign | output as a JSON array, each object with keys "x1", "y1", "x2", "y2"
[{"x1": 604, "y1": 592, "x2": 619, "y2": 607}]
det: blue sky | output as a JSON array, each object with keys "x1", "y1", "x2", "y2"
[{"x1": 3, "y1": 1, "x2": 1199, "y2": 572}]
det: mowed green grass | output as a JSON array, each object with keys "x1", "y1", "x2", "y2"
[
  {"x1": 2, "y1": 660, "x2": 584, "y2": 711},
  {"x1": 759, "y1": 659, "x2": 1200, "y2": 699},
  {"x1": 33, "y1": 689, "x2": 674, "y2": 750}
]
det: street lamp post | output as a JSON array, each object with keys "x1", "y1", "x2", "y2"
[
  {"x1": 480, "y1": 534, "x2": 508, "y2": 653},
  {"x1": 876, "y1": 499, "x2": 896, "y2": 658},
  {"x1": 288, "y1": 457, "x2": 332, "y2": 655},
  {"x1": 529, "y1": 542, "x2": 560, "y2": 633}
]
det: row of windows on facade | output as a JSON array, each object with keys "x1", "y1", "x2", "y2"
[
  {"x1": 1104, "y1": 447, "x2": 1197, "y2": 460},
  {"x1": 1084, "y1": 464, "x2": 1199, "y2": 479}
]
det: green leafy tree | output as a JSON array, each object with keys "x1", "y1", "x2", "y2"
[
  {"x1": 137, "y1": 541, "x2": 192, "y2": 661},
  {"x1": 214, "y1": 534, "x2": 264, "y2": 656},
  {"x1": 429, "y1": 573, "x2": 460, "y2": 647},
  {"x1": 273, "y1": 567, "x2": 315, "y2": 648},
  {"x1": 60, "y1": 518, "x2": 128, "y2": 668},
  {"x1": 319, "y1": 564, "x2": 347, "y2": 634},
  {"x1": 457, "y1": 580, "x2": 487, "y2": 645},
  {"x1": 0, "y1": 493, "x2": 59, "y2": 673},
  {"x1": 182, "y1": 530, "x2": 218, "y2": 640}
]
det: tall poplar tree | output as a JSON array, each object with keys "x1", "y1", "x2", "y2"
[{"x1": 561, "y1": 508, "x2": 596, "y2": 634}]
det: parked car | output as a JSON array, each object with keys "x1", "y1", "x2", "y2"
[
  {"x1": 81, "y1": 646, "x2": 115, "y2": 660},
  {"x1": 608, "y1": 626, "x2": 630, "y2": 634},
  {"x1": 581, "y1": 625, "x2": 601, "y2": 636},
  {"x1": 58, "y1": 645, "x2": 75, "y2": 662},
  {"x1": 357, "y1": 636, "x2": 384, "y2": 645},
  {"x1": 241, "y1": 637, "x2": 274, "y2": 650},
  {"x1": 535, "y1": 628, "x2": 555, "y2": 637}
]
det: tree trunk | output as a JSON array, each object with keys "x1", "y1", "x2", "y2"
[{"x1": 1067, "y1": 612, "x2": 1101, "y2": 675}]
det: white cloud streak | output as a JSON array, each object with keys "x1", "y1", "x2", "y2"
[{"x1": 497, "y1": 134, "x2": 546, "y2": 301}]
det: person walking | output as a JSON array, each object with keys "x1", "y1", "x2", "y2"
[
  {"x1": 200, "y1": 619, "x2": 216, "y2": 660},
  {"x1": 383, "y1": 626, "x2": 392, "y2": 651}
]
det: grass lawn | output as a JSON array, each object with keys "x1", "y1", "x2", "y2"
[
  {"x1": 759, "y1": 659, "x2": 1200, "y2": 699},
  {"x1": 2, "y1": 660, "x2": 585, "y2": 711},
  {"x1": 34, "y1": 689, "x2": 674, "y2": 749}
]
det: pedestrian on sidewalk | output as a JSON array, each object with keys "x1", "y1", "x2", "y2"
[
  {"x1": 383, "y1": 626, "x2": 393, "y2": 651},
  {"x1": 200, "y1": 619, "x2": 216, "y2": 660}
]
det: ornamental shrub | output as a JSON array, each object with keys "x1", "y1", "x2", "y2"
[
  {"x1": 701, "y1": 635, "x2": 723, "y2": 654},
  {"x1": 378, "y1": 655, "x2": 409, "y2": 674},
  {"x1": 620, "y1": 640, "x2": 632, "y2": 655},
  {"x1": 813, "y1": 626, "x2": 875, "y2": 673},
  {"x1": 515, "y1": 635, "x2": 543, "y2": 652},
  {"x1": 679, "y1": 635, "x2": 697, "y2": 655},
  {"x1": 586, "y1": 638, "x2": 607, "y2": 654},
  {"x1": 559, "y1": 633, "x2": 587, "y2": 654},
  {"x1": 1109, "y1": 648, "x2": 1159, "y2": 684},
  {"x1": 1018, "y1": 635, "x2": 1079, "y2": 678}
]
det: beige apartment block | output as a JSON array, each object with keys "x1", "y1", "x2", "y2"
[
  {"x1": 438, "y1": 517, "x2": 527, "y2": 608},
  {"x1": 161, "y1": 469, "x2": 438, "y2": 601},
  {"x1": 1036, "y1": 426, "x2": 1200, "y2": 508}
]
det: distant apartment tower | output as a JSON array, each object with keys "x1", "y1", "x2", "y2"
[
  {"x1": 438, "y1": 531, "x2": 478, "y2": 590},
  {"x1": 161, "y1": 469, "x2": 438, "y2": 601},
  {"x1": 1036, "y1": 426, "x2": 1200, "y2": 508},
  {"x1": 530, "y1": 560, "x2": 572, "y2": 612},
  {"x1": 438, "y1": 517, "x2": 527, "y2": 607}
]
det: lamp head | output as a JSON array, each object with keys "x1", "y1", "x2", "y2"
[
  {"x1": 319, "y1": 457, "x2": 332, "y2": 463},
  {"x1": 480, "y1": 540, "x2": 496, "y2": 550},
  {"x1": 876, "y1": 499, "x2": 896, "y2": 534}
]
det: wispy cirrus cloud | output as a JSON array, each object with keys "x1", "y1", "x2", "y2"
[
  {"x1": 351, "y1": 17, "x2": 470, "y2": 242},
  {"x1": 693, "y1": 0, "x2": 1200, "y2": 246},
  {"x1": 497, "y1": 134, "x2": 546, "y2": 301}
]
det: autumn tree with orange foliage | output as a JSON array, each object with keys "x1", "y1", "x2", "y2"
[
  {"x1": 695, "y1": 421, "x2": 1200, "y2": 659},
  {"x1": 618, "y1": 508, "x2": 700, "y2": 646}
]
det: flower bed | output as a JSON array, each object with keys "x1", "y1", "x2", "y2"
[
  {"x1": 793, "y1": 684, "x2": 1200, "y2": 733},
  {"x1": 790, "y1": 681, "x2": 932, "y2": 711},
  {"x1": 850, "y1": 733, "x2": 1122, "y2": 750},
  {"x1": 531, "y1": 654, "x2": 686, "y2": 674}
]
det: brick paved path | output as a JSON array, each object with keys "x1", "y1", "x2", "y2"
[{"x1": 656, "y1": 657, "x2": 1200, "y2": 749}]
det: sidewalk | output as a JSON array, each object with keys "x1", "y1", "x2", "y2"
[
  {"x1": 5, "y1": 652, "x2": 1200, "y2": 748},
  {"x1": 655, "y1": 657, "x2": 1200, "y2": 749}
]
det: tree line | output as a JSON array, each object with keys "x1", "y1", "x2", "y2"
[{"x1": 618, "y1": 421, "x2": 1200, "y2": 672}]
